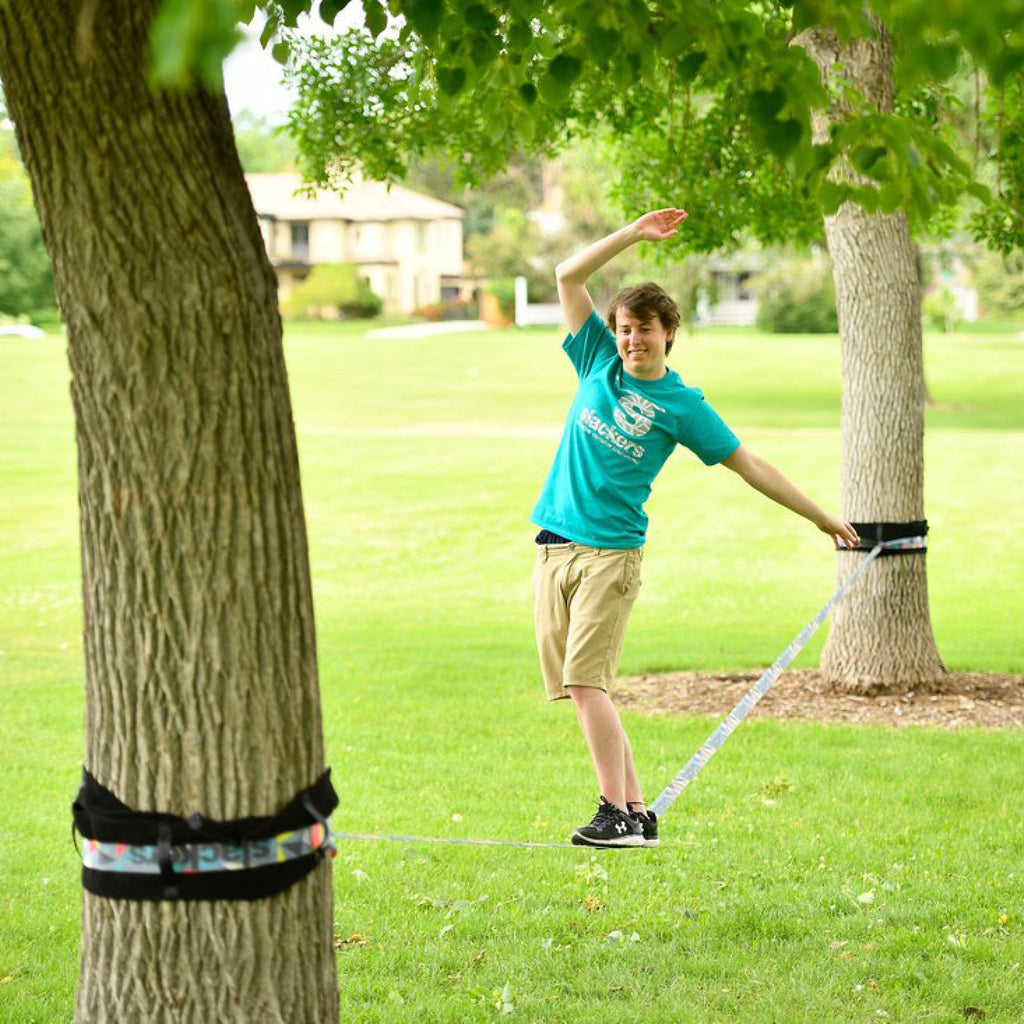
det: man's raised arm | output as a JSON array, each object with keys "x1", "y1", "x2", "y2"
[{"x1": 554, "y1": 208, "x2": 688, "y2": 336}]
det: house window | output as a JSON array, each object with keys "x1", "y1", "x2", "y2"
[{"x1": 291, "y1": 222, "x2": 310, "y2": 257}]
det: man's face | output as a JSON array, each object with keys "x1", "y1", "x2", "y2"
[{"x1": 614, "y1": 308, "x2": 672, "y2": 380}]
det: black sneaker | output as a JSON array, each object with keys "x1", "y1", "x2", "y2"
[
  {"x1": 629, "y1": 808, "x2": 659, "y2": 848},
  {"x1": 571, "y1": 798, "x2": 644, "y2": 848}
]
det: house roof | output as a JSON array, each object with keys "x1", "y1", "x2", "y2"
[{"x1": 245, "y1": 173, "x2": 465, "y2": 223}]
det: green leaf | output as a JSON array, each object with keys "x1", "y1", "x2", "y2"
[
  {"x1": 260, "y1": 10, "x2": 281, "y2": 47},
  {"x1": 436, "y1": 65, "x2": 467, "y2": 95},
  {"x1": 587, "y1": 26, "x2": 617, "y2": 64},
  {"x1": 966, "y1": 181, "x2": 992, "y2": 203},
  {"x1": 817, "y1": 180, "x2": 846, "y2": 214},
  {"x1": 464, "y1": 4, "x2": 498, "y2": 33},
  {"x1": 854, "y1": 186, "x2": 880, "y2": 214},
  {"x1": 852, "y1": 145, "x2": 887, "y2": 175},
  {"x1": 539, "y1": 70, "x2": 570, "y2": 105},
  {"x1": 147, "y1": 0, "x2": 240, "y2": 89},
  {"x1": 765, "y1": 118, "x2": 802, "y2": 159},
  {"x1": 272, "y1": 40, "x2": 291, "y2": 65},
  {"x1": 507, "y1": 0, "x2": 541, "y2": 17},
  {"x1": 518, "y1": 81, "x2": 538, "y2": 105},
  {"x1": 749, "y1": 87, "x2": 786, "y2": 123},
  {"x1": 548, "y1": 53, "x2": 582, "y2": 85},
  {"x1": 319, "y1": 0, "x2": 352, "y2": 26},
  {"x1": 916, "y1": 41, "x2": 960, "y2": 82},
  {"x1": 508, "y1": 21, "x2": 532, "y2": 51},
  {"x1": 407, "y1": 0, "x2": 443, "y2": 40},
  {"x1": 237, "y1": 0, "x2": 257, "y2": 24},
  {"x1": 678, "y1": 50, "x2": 706, "y2": 84},
  {"x1": 879, "y1": 181, "x2": 903, "y2": 213},
  {"x1": 363, "y1": 0, "x2": 388, "y2": 38},
  {"x1": 279, "y1": 0, "x2": 307, "y2": 28}
]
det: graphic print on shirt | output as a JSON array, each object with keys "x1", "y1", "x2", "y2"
[
  {"x1": 614, "y1": 392, "x2": 661, "y2": 438},
  {"x1": 579, "y1": 390, "x2": 666, "y2": 465}
]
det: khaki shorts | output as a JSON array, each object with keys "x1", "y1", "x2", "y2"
[{"x1": 533, "y1": 542, "x2": 643, "y2": 701}]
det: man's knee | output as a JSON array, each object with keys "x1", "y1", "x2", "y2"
[{"x1": 566, "y1": 683, "x2": 609, "y2": 707}]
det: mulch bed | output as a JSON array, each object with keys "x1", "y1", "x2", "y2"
[{"x1": 615, "y1": 669, "x2": 1024, "y2": 730}]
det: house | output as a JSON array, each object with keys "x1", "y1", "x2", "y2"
[{"x1": 245, "y1": 173, "x2": 468, "y2": 314}]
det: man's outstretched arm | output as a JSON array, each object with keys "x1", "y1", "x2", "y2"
[
  {"x1": 554, "y1": 208, "x2": 688, "y2": 335},
  {"x1": 722, "y1": 445, "x2": 860, "y2": 550}
]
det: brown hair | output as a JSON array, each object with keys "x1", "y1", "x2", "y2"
[{"x1": 606, "y1": 282, "x2": 681, "y2": 354}]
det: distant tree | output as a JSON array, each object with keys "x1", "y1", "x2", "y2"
[
  {"x1": 971, "y1": 248, "x2": 1024, "y2": 319},
  {"x1": 232, "y1": 107, "x2": 297, "y2": 172},
  {"x1": 0, "y1": 128, "x2": 56, "y2": 317}
]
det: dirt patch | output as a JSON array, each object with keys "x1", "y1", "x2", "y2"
[{"x1": 616, "y1": 669, "x2": 1024, "y2": 730}]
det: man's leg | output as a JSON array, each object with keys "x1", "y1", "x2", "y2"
[
  {"x1": 568, "y1": 685, "x2": 628, "y2": 810},
  {"x1": 622, "y1": 730, "x2": 646, "y2": 814}
]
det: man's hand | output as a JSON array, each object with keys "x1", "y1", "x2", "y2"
[
  {"x1": 817, "y1": 515, "x2": 860, "y2": 550},
  {"x1": 633, "y1": 208, "x2": 688, "y2": 241}
]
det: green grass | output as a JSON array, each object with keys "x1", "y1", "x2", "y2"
[{"x1": 1, "y1": 321, "x2": 1022, "y2": 1023}]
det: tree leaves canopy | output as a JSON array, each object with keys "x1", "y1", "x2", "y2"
[{"x1": 153, "y1": 0, "x2": 1024, "y2": 251}]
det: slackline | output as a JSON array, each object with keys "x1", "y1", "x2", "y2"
[{"x1": 339, "y1": 536, "x2": 926, "y2": 848}]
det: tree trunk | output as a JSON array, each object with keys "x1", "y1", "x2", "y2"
[
  {"x1": 0, "y1": 3, "x2": 339, "y2": 1021},
  {"x1": 794, "y1": 22, "x2": 948, "y2": 694}
]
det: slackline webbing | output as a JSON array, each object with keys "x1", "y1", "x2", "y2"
[
  {"x1": 73, "y1": 536, "x2": 925, "y2": 868},
  {"x1": 648, "y1": 536, "x2": 925, "y2": 817},
  {"x1": 334, "y1": 832, "x2": 576, "y2": 849},
  {"x1": 333, "y1": 535, "x2": 925, "y2": 848}
]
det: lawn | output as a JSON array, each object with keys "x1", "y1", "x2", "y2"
[{"x1": 0, "y1": 319, "x2": 1022, "y2": 1023}]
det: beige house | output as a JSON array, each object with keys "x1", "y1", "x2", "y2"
[{"x1": 245, "y1": 173, "x2": 467, "y2": 314}]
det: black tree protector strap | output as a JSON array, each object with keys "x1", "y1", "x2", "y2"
[
  {"x1": 849, "y1": 520, "x2": 928, "y2": 557},
  {"x1": 72, "y1": 767, "x2": 338, "y2": 902}
]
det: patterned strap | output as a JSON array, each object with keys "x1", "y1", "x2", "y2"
[{"x1": 82, "y1": 821, "x2": 337, "y2": 875}]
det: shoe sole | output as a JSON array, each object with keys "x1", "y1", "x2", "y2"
[
  {"x1": 570, "y1": 831, "x2": 644, "y2": 848},
  {"x1": 642, "y1": 838, "x2": 659, "y2": 848}
]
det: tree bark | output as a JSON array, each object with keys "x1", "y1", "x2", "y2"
[
  {"x1": 0, "y1": 2, "x2": 339, "y2": 1021},
  {"x1": 793, "y1": 22, "x2": 948, "y2": 694}
]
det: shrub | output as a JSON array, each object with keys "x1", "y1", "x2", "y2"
[
  {"x1": 923, "y1": 287, "x2": 961, "y2": 333},
  {"x1": 414, "y1": 297, "x2": 478, "y2": 321},
  {"x1": 751, "y1": 258, "x2": 838, "y2": 334},
  {"x1": 970, "y1": 250, "x2": 1024, "y2": 320},
  {"x1": 485, "y1": 277, "x2": 516, "y2": 322},
  {"x1": 283, "y1": 263, "x2": 382, "y2": 320}
]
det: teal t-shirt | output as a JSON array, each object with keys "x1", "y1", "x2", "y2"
[{"x1": 531, "y1": 309, "x2": 740, "y2": 549}]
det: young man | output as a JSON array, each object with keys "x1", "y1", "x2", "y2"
[{"x1": 531, "y1": 207, "x2": 860, "y2": 849}]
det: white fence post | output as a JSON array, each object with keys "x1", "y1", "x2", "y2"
[{"x1": 514, "y1": 275, "x2": 563, "y2": 327}]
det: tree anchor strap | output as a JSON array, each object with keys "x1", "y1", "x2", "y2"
[
  {"x1": 849, "y1": 520, "x2": 928, "y2": 556},
  {"x1": 72, "y1": 767, "x2": 338, "y2": 902}
]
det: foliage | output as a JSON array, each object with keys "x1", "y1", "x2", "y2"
[
  {"x1": 129, "y1": 1, "x2": 1024, "y2": 256},
  {"x1": 751, "y1": 256, "x2": 839, "y2": 333},
  {"x1": 922, "y1": 287, "x2": 962, "y2": 333},
  {"x1": 413, "y1": 296, "x2": 478, "y2": 320},
  {"x1": 231, "y1": 109, "x2": 297, "y2": 172},
  {"x1": 404, "y1": 150, "x2": 544, "y2": 239},
  {"x1": 283, "y1": 262, "x2": 382, "y2": 319},
  {"x1": 465, "y1": 206, "x2": 555, "y2": 302},
  {"x1": 269, "y1": 0, "x2": 1008, "y2": 251},
  {"x1": 968, "y1": 73, "x2": 1024, "y2": 253},
  {"x1": 482, "y1": 276, "x2": 516, "y2": 321},
  {"x1": 970, "y1": 248, "x2": 1024, "y2": 319},
  {"x1": 0, "y1": 130, "x2": 57, "y2": 318}
]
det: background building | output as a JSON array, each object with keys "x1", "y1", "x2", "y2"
[{"x1": 246, "y1": 173, "x2": 468, "y2": 314}]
